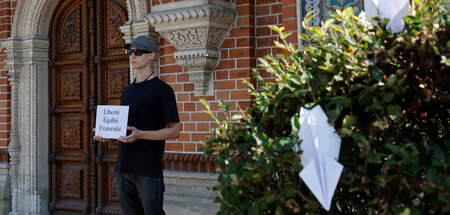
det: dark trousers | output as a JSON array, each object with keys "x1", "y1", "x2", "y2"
[{"x1": 117, "y1": 173, "x2": 166, "y2": 215}]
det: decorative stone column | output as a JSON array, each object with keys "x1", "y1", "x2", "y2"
[
  {"x1": 146, "y1": 0, "x2": 237, "y2": 96},
  {"x1": 2, "y1": 37, "x2": 50, "y2": 215}
]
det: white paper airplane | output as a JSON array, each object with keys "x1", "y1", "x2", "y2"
[
  {"x1": 294, "y1": 105, "x2": 343, "y2": 211},
  {"x1": 370, "y1": 0, "x2": 410, "y2": 33}
]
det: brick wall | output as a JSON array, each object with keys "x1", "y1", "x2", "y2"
[{"x1": 0, "y1": 0, "x2": 16, "y2": 162}]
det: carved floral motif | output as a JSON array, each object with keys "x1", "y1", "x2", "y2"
[
  {"x1": 107, "y1": 68, "x2": 129, "y2": 99},
  {"x1": 61, "y1": 120, "x2": 81, "y2": 149},
  {"x1": 61, "y1": 5, "x2": 81, "y2": 53},
  {"x1": 61, "y1": 168, "x2": 82, "y2": 198},
  {"x1": 107, "y1": 4, "x2": 126, "y2": 49},
  {"x1": 61, "y1": 71, "x2": 81, "y2": 101},
  {"x1": 160, "y1": 27, "x2": 228, "y2": 50}
]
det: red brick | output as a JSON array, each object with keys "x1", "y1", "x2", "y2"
[
  {"x1": 192, "y1": 133, "x2": 211, "y2": 142},
  {"x1": 237, "y1": 16, "x2": 255, "y2": 27},
  {"x1": 0, "y1": 123, "x2": 10, "y2": 130},
  {"x1": 221, "y1": 50, "x2": 229, "y2": 59},
  {"x1": 237, "y1": 101, "x2": 252, "y2": 110},
  {"x1": 0, "y1": 116, "x2": 10, "y2": 123},
  {"x1": 215, "y1": 59, "x2": 235, "y2": 70},
  {"x1": 183, "y1": 83, "x2": 194, "y2": 91},
  {"x1": 191, "y1": 113, "x2": 213, "y2": 121},
  {"x1": 231, "y1": 90, "x2": 251, "y2": 100},
  {"x1": 179, "y1": 113, "x2": 190, "y2": 121},
  {"x1": 256, "y1": 26, "x2": 272, "y2": 37},
  {"x1": 184, "y1": 143, "x2": 196, "y2": 152},
  {"x1": 166, "y1": 142, "x2": 183, "y2": 151},
  {"x1": 160, "y1": 65, "x2": 181, "y2": 74},
  {"x1": 236, "y1": 5, "x2": 254, "y2": 16},
  {"x1": 236, "y1": 0, "x2": 251, "y2": 5},
  {"x1": 184, "y1": 103, "x2": 196, "y2": 111},
  {"x1": 236, "y1": 58, "x2": 256, "y2": 68},
  {"x1": 257, "y1": 48, "x2": 271, "y2": 57},
  {"x1": 216, "y1": 70, "x2": 229, "y2": 80},
  {"x1": 236, "y1": 37, "x2": 255, "y2": 48},
  {"x1": 221, "y1": 39, "x2": 235, "y2": 49},
  {"x1": 237, "y1": 79, "x2": 252, "y2": 89},
  {"x1": 160, "y1": 55, "x2": 175, "y2": 65},
  {"x1": 257, "y1": 0, "x2": 275, "y2": 5},
  {"x1": 177, "y1": 103, "x2": 183, "y2": 112},
  {"x1": 177, "y1": 74, "x2": 189, "y2": 82},
  {"x1": 283, "y1": 19, "x2": 298, "y2": 32},
  {"x1": 282, "y1": 5, "x2": 297, "y2": 18},
  {"x1": 0, "y1": 108, "x2": 9, "y2": 115},
  {"x1": 177, "y1": 93, "x2": 190, "y2": 102},
  {"x1": 191, "y1": 94, "x2": 215, "y2": 101},
  {"x1": 257, "y1": 16, "x2": 278, "y2": 26},
  {"x1": 0, "y1": 9, "x2": 11, "y2": 16},
  {"x1": 197, "y1": 123, "x2": 210, "y2": 132},
  {"x1": 230, "y1": 48, "x2": 254, "y2": 58},
  {"x1": 229, "y1": 69, "x2": 252, "y2": 79},
  {"x1": 0, "y1": 17, "x2": 11, "y2": 23},
  {"x1": 0, "y1": 132, "x2": 10, "y2": 139},
  {"x1": 257, "y1": 36, "x2": 278, "y2": 47},
  {"x1": 183, "y1": 123, "x2": 196, "y2": 131},
  {"x1": 177, "y1": 133, "x2": 190, "y2": 141},
  {"x1": 160, "y1": 74, "x2": 176, "y2": 83},
  {"x1": 0, "y1": 85, "x2": 10, "y2": 92},
  {"x1": 214, "y1": 80, "x2": 235, "y2": 90},
  {"x1": 272, "y1": 4, "x2": 282, "y2": 13},
  {"x1": 282, "y1": 0, "x2": 297, "y2": 5},
  {"x1": 161, "y1": 45, "x2": 177, "y2": 54},
  {"x1": 0, "y1": 101, "x2": 10, "y2": 108},
  {"x1": 256, "y1": 5, "x2": 270, "y2": 16},
  {"x1": 216, "y1": 91, "x2": 229, "y2": 100},
  {"x1": 229, "y1": 27, "x2": 255, "y2": 37},
  {"x1": 170, "y1": 83, "x2": 183, "y2": 92}
]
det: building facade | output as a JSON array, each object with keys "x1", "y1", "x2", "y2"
[{"x1": 0, "y1": 0, "x2": 373, "y2": 214}]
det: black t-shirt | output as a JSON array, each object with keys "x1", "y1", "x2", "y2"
[{"x1": 115, "y1": 77, "x2": 179, "y2": 177}]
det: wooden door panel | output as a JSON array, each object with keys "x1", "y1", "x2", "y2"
[{"x1": 50, "y1": 0, "x2": 129, "y2": 214}]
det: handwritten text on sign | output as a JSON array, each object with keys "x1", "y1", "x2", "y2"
[{"x1": 95, "y1": 105, "x2": 129, "y2": 139}]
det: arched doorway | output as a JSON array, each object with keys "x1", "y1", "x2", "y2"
[{"x1": 49, "y1": 0, "x2": 129, "y2": 213}]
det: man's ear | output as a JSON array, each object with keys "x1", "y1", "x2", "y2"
[{"x1": 148, "y1": 52, "x2": 156, "y2": 60}]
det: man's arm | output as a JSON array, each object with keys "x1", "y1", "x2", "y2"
[{"x1": 117, "y1": 122, "x2": 180, "y2": 143}]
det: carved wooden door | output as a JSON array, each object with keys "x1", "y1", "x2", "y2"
[{"x1": 49, "y1": 0, "x2": 128, "y2": 214}]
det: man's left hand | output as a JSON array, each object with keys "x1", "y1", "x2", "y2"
[{"x1": 117, "y1": 126, "x2": 141, "y2": 143}]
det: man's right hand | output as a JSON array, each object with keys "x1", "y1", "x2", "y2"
[{"x1": 93, "y1": 128, "x2": 108, "y2": 142}]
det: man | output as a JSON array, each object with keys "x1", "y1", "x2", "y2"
[{"x1": 94, "y1": 36, "x2": 180, "y2": 215}]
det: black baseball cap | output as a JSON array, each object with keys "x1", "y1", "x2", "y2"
[{"x1": 122, "y1": 36, "x2": 156, "y2": 53}]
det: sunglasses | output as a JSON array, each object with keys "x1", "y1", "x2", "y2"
[{"x1": 126, "y1": 49, "x2": 152, "y2": 56}]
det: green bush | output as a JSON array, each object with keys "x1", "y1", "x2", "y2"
[{"x1": 201, "y1": 0, "x2": 449, "y2": 214}]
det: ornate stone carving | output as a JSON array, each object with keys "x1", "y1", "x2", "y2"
[
  {"x1": 61, "y1": 5, "x2": 81, "y2": 53},
  {"x1": 107, "y1": 68, "x2": 129, "y2": 99},
  {"x1": 61, "y1": 120, "x2": 81, "y2": 149},
  {"x1": 61, "y1": 168, "x2": 82, "y2": 199},
  {"x1": 147, "y1": 0, "x2": 237, "y2": 96},
  {"x1": 61, "y1": 71, "x2": 81, "y2": 101}
]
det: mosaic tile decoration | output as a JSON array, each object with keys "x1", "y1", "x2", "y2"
[{"x1": 303, "y1": 0, "x2": 364, "y2": 26}]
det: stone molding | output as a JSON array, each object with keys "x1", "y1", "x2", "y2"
[
  {"x1": 4, "y1": 0, "x2": 152, "y2": 214},
  {"x1": 2, "y1": 37, "x2": 49, "y2": 214},
  {"x1": 147, "y1": 0, "x2": 237, "y2": 96}
]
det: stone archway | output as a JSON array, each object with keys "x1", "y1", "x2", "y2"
[{"x1": 1, "y1": 0, "x2": 152, "y2": 214}]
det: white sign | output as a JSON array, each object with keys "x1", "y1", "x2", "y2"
[{"x1": 95, "y1": 105, "x2": 129, "y2": 139}]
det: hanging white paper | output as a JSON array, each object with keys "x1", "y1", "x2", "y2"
[
  {"x1": 370, "y1": 0, "x2": 410, "y2": 33},
  {"x1": 294, "y1": 105, "x2": 343, "y2": 211}
]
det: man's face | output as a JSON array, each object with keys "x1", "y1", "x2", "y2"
[{"x1": 127, "y1": 46, "x2": 155, "y2": 70}]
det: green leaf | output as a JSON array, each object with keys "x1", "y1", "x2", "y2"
[
  {"x1": 231, "y1": 114, "x2": 244, "y2": 121},
  {"x1": 248, "y1": 204, "x2": 259, "y2": 215},
  {"x1": 383, "y1": 92, "x2": 395, "y2": 103}
]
